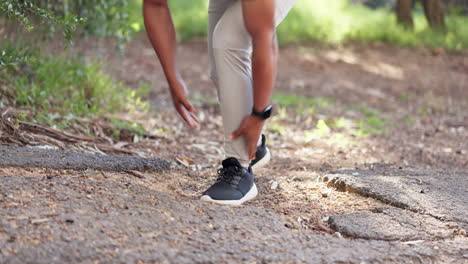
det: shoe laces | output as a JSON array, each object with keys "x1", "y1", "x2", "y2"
[{"x1": 217, "y1": 166, "x2": 242, "y2": 186}]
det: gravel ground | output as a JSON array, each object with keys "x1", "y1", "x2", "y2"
[{"x1": 1, "y1": 167, "x2": 466, "y2": 263}]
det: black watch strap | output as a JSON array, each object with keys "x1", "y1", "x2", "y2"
[{"x1": 251, "y1": 105, "x2": 273, "y2": 120}]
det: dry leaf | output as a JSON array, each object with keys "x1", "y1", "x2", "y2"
[{"x1": 176, "y1": 156, "x2": 195, "y2": 167}]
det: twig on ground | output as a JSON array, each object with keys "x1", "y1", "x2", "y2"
[
  {"x1": 19, "y1": 121, "x2": 95, "y2": 143},
  {"x1": 93, "y1": 143, "x2": 137, "y2": 155},
  {"x1": 125, "y1": 170, "x2": 145, "y2": 179}
]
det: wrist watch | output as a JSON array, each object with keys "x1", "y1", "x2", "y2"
[{"x1": 251, "y1": 105, "x2": 273, "y2": 120}]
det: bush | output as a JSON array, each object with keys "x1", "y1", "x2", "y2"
[
  {"x1": 1, "y1": 0, "x2": 136, "y2": 45},
  {"x1": 0, "y1": 41, "x2": 148, "y2": 128}
]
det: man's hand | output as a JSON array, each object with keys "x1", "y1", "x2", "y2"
[
  {"x1": 143, "y1": 0, "x2": 198, "y2": 128},
  {"x1": 231, "y1": 115, "x2": 265, "y2": 161},
  {"x1": 169, "y1": 80, "x2": 199, "y2": 128}
]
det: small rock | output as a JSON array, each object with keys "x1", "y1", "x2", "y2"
[
  {"x1": 270, "y1": 181, "x2": 278, "y2": 190},
  {"x1": 433, "y1": 246, "x2": 439, "y2": 250},
  {"x1": 65, "y1": 219, "x2": 75, "y2": 224},
  {"x1": 442, "y1": 148, "x2": 452, "y2": 153},
  {"x1": 292, "y1": 176, "x2": 304, "y2": 182},
  {"x1": 321, "y1": 192, "x2": 329, "y2": 198},
  {"x1": 31, "y1": 218, "x2": 49, "y2": 224},
  {"x1": 322, "y1": 216, "x2": 330, "y2": 222},
  {"x1": 211, "y1": 232, "x2": 220, "y2": 241},
  {"x1": 458, "y1": 229, "x2": 466, "y2": 236},
  {"x1": 46, "y1": 175, "x2": 53, "y2": 180},
  {"x1": 333, "y1": 232, "x2": 343, "y2": 238},
  {"x1": 352, "y1": 172, "x2": 359, "y2": 176}
]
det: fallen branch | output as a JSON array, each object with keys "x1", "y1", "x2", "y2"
[
  {"x1": 19, "y1": 121, "x2": 95, "y2": 143},
  {"x1": 0, "y1": 108, "x2": 29, "y2": 145}
]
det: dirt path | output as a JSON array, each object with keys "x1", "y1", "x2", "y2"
[{"x1": 1, "y1": 34, "x2": 467, "y2": 263}]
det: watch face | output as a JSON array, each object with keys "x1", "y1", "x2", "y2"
[
  {"x1": 264, "y1": 105, "x2": 273, "y2": 119},
  {"x1": 252, "y1": 105, "x2": 273, "y2": 119}
]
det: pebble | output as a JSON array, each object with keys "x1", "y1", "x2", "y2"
[
  {"x1": 459, "y1": 229, "x2": 466, "y2": 236},
  {"x1": 333, "y1": 232, "x2": 343, "y2": 238},
  {"x1": 292, "y1": 176, "x2": 304, "y2": 182},
  {"x1": 442, "y1": 148, "x2": 452, "y2": 153},
  {"x1": 270, "y1": 181, "x2": 279, "y2": 190}
]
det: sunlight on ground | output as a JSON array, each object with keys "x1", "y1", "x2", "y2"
[{"x1": 324, "y1": 50, "x2": 404, "y2": 80}]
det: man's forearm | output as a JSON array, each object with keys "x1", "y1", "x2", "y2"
[
  {"x1": 251, "y1": 32, "x2": 277, "y2": 112},
  {"x1": 241, "y1": 0, "x2": 277, "y2": 113},
  {"x1": 143, "y1": 0, "x2": 180, "y2": 85}
]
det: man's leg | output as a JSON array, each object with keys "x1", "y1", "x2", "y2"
[
  {"x1": 201, "y1": 0, "x2": 296, "y2": 205},
  {"x1": 212, "y1": 0, "x2": 253, "y2": 167},
  {"x1": 212, "y1": 0, "x2": 296, "y2": 167},
  {"x1": 208, "y1": 0, "x2": 233, "y2": 88}
]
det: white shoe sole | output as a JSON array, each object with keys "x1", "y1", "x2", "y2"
[
  {"x1": 251, "y1": 147, "x2": 271, "y2": 170},
  {"x1": 200, "y1": 183, "x2": 258, "y2": 206}
]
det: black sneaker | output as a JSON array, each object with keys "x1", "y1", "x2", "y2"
[
  {"x1": 200, "y1": 157, "x2": 257, "y2": 206},
  {"x1": 250, "y1": 134, "x2": 271, "y2": 169}
]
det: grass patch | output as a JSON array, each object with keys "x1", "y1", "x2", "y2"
[
  {"x1": 109, "y1": 118, "x2": 147, "y2": 141},
  {"x1": 272, "y1": 93, "x2": 334, "y2": 108},
  {"x1": 351, "y1": 103, "x2": 387, "y2": 136},
  {"x1": 0, "y1": 41, "x2": 149, "y2": 138}
]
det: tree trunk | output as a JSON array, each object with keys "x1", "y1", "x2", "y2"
[
  {"x1": 396, "y1": 0, "x2": 414, "y2": 29},
  {"x1": 422, "y1": 0, "x2": 446, "y2": 30}
]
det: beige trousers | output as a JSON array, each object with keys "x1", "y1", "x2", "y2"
[{"x1": 208, "y1": 0, "x2": 296, "y2": 166}]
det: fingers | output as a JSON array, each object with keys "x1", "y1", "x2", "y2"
[
  {"x1": 189, "y1": 111, "x2": 200, "y2": 124},
  {"x1": 230, "y1": 126, "x2": 244, "y2": 140},
  {"x1": 248, "y1": 140, "x2": 257, "y2": 161},
  {"x1": 179, "y1": 97, "x2": 200, "y2": 127},
  {"x1": 176, "y1": 103, "x2": 199, "y2": 128},
  {"x1": 181, "y1": 96, "x2": 196, "y2": 113}
]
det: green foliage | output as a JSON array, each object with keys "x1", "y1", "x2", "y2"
[
  {"x1": 170, "y1": 0, "x2": 209, "y2": 41},
  {"x1": 0, "y1": 42, "x2": 149, "y2": 128},
  {"x1": 272, "y1": 93, "x2": 334, "y2": 108},
  {"x1": 109, "y1": 118, "x2": 147, "y2": 140},
  {"x1": 1, "y1": 0, "x2": 136, "y2": 45},
  {"x1": 127, "y1": 0, "x2": 209, "y2": 41},
  {"x1": 132, "y1": 0, "x2": 468, "y2": 50},
  {"x1": 351, "y1": 104, "x2": 387, "y2": 136},
  {"x1": 0, "y1": 1, "x2": 85, "y2": 41},
  {"x1": 276, "y1": 0, "x2": 468, "y2": 50},
  {"x1": 0, "y1": 42, "x2": 32, "y2": 67}
]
